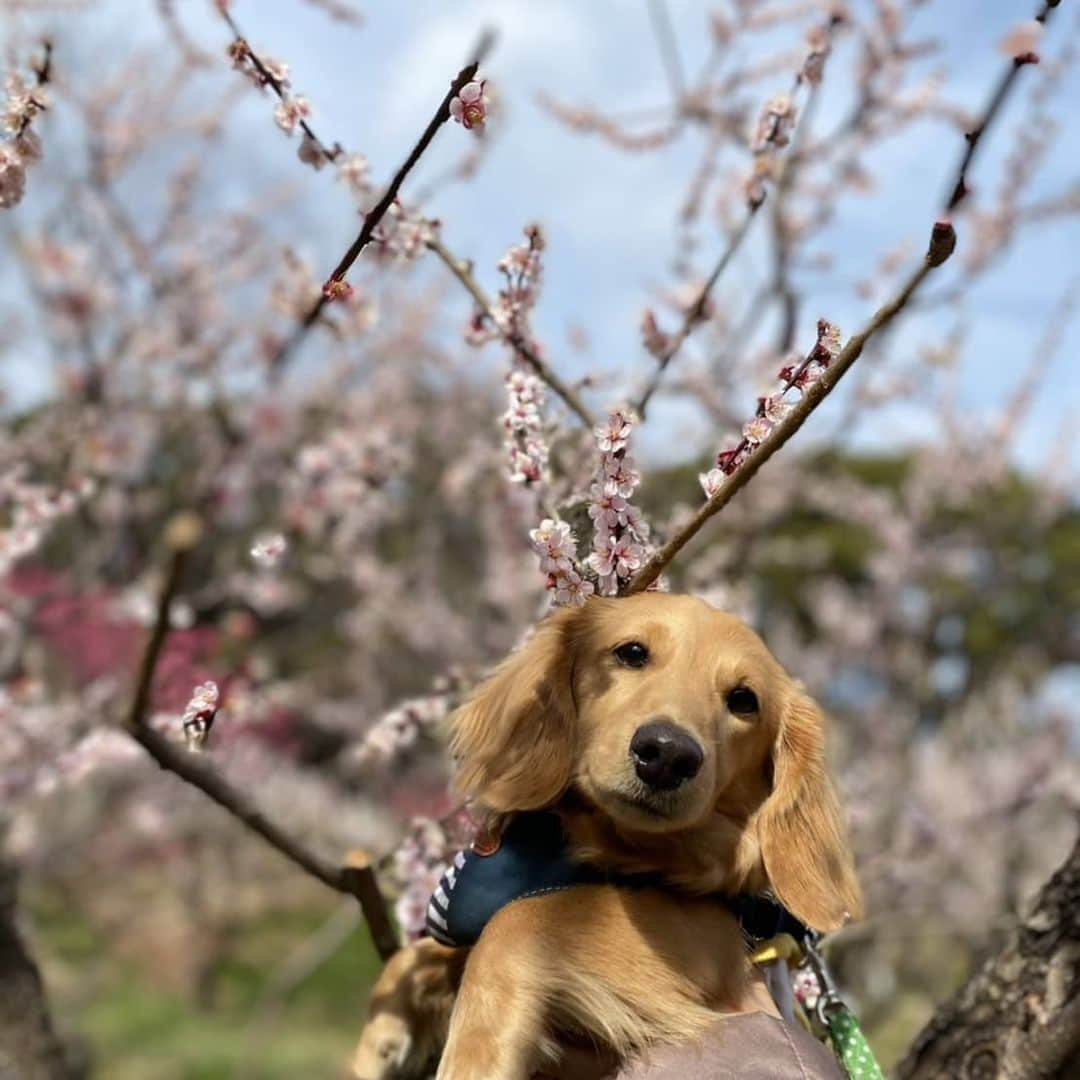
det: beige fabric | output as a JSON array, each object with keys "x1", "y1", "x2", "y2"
[{"x1": 615, "y1": 1013, "x2": 842, "y2": 1080}]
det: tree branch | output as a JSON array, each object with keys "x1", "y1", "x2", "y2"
[
  {"x1": 896, "y1": 831, "x2": 1080, "y2": 1080},
  {"x1": 216, "y1": 5, "x2": 341, "y2": 163},
  {"x1": 634, "y1": 14, "x2": 842, "y2": 419},
  {"x1": 630, "y1": 0, "x2": 1063, "y2": 589},
  {"x1": 121, "y1": 513, "x2": 400, "y2": 961},
  {"x1": 635, "y1": 209, "x2": 757, "y2": 419},
  {"x1": 627, "y1": 222, "x2": 955, "y2": 593},
  {"x1": 259, "y1": 28, "x2": 495, "y2": 375},
  {"x1": 943, "y1": 0, "x2": 1061, "y2": 213},
  {"x1": 426, "y1": 234, "x2": 595, "y2": 428}
]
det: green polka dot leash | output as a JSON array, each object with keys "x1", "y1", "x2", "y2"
[
  {"x1": 796, "y1": 932, "x2": 885, "y2": 1080},
  {"x1": 823, "y1": 1006, "x2": 884, "y2": 1080}
]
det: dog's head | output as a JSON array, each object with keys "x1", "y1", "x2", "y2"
[{"x1": 450, "y1": 593, "x2": 862, "y2": 931}]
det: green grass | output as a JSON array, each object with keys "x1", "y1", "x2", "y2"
[{"x1": 32, "y1": 896, "x2": 384, "y2": 1079}]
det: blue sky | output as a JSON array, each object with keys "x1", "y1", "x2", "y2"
[{"x1": 3, "y1": 0, "x2": 1078, "y2": 473}]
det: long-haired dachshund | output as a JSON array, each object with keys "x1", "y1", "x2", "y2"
[{"x1": 387, "y1": 593, "x2": 861, "y2": 1080}]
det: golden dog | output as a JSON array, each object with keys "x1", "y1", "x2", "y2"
[{"x1": 411, "y1": 593, "x2": 859, "y2": 1080}]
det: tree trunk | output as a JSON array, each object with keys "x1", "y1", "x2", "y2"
[
  {"x1": 896, "y1": 832, "x2": 1080, "y2": 1080},
  {"x1": 0, "y1": 847, "x2": 80, "y2": 1080}
]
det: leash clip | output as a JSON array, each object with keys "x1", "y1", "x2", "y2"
[{"x1": 801, "y1": 930, "x2": 844, "y2": 1027}]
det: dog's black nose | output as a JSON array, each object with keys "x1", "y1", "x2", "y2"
[{"x1": 630, "y1": 722, "x2": 704, "y2": 790}]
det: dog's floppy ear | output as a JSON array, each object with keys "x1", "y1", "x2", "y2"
[
  {"x1": 757, "y1": 686, "x2": 863, "y2": 931},
  {"x1": 449, "y1": 606, "x2": 580, "y2": 812}
]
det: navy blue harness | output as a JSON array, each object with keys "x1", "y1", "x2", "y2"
[{"x1": 425, "y1": 811, "x2": 809, "y2": 949}]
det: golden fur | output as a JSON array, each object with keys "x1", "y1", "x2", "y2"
[
  {"x1": 352, "y1": 937, "x2": 466, "y2": 1080},
  {"x1": 435, "y1": 593, "x2": 861, "y2": 1080}
]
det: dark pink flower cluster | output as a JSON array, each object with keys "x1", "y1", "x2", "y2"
[{"x1": 700, "y1": 319, "x2": 842, "y2": 497}]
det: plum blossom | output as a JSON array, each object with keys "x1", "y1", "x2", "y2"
[
  {"x1": 450, "y1": 79, "x2": 488, "y2": 130},
  {"x1": 0, "y1": 146, "x2": 26, "y2": 209},
  {"x1": 553, "y1": 569, "x2": 595, "y2": 608},
  {"x1": 368, "y1": 200, "x2": 437, "y2": 264},
  {"x1": 529, "y1": 518, "x2": 576, "y2": 575},
  {"x1": 1, "y1": 58, "x2": 49, "y2": 210},
  {"x1": 463, "y1": 226, "x2": 552, "y2": 483},
  {"x1": 530, "y1": 518, "x2": 592, "y2": 607},
  {"x1": 181, "y1": 682, "x2": 220, "y2": 752},
  {"x1": 336, "y1": 152, "x2": 371, "y2": 195},
  {"x1": 752, "y1": 94, "x2": 797, "y2": 153},
  {"x1": 250, "y1": 532, "x2": 288, "y2": 569},
  {"x1": 594, "y1": 409, "x2": 633, "y2": 454},
  {"x1": 273, "y1": 94, "x2": 312, "y2": 135},
  {"x1": 705, "y1": 319, "x2": 843, "y2": 492},
  {"x1": 392, "y1": 817, "x2": 454, "y2": 940},
  {"x1": 585, "y1": 409, "x2": 651, "y2": 596},
  {"x1": 641, "y1": 309, "x2": 670, "y2": 359},
  {"x1": 801, "y1": 22, "x2": 836, "y2": 86},
  {"x1": 0, "y1": 469, "x2": 91, "y2": 577},
  {"x1": 349, "y1": 694, "x2": 451, "y2": 771},
  {"x1": 3, "y1": 70, "x2": 48, "y2": 136},
  {"x1": 503, "y1": 366, "x2": 548, "y2": 485},
  {"x1": 322, "y1": 278, "x2": 354, "y2": 301},
  {"x1": 998, "y1": 20, "x2": 1042, "y2": 63},
  {"x1": 699, "y1": 468, "x2": 725, "y2": 499},
  {"x1": 297, "y1": 134, "x2": 325, "y2": 169}
]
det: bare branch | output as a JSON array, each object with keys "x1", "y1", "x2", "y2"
[
  {"x1": 121, "y1": 513, "x2": 400, "y2": 961},
  {"x1": 647, "y1": 0, "x2": 685, "y2": 101},
  {"x1": 634, "y1": 14, "x2": 842, "y2": 418},
  {"x1": 426, "y1": 234, "x2": 595, "y2": 428},
  {"x1": 635, "y1": 209, "x2": 756, "y2": 418},
  {"x1": 627, "y1": 223, "x2": 956, "y2": 593},
  {"x1": 943, "y1": 0, "x2": 1061, "y2": 213}
]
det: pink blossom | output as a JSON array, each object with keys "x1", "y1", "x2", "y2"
[
  {"x1": 297, "y1": 134, "x2": 325, "y2": 169},
  {"x1": 998, "y1": 20, "x2": 1042, "y2": 63},
  {"x1": 250, "y1": 532, "x2": 287, "y2": 569},
  {"x1": 752, "y1": 95, "x2": 796, "y2": 153},
  {"x1": 273, "y1": 94, "x2": 311, "y2": 135},
  {"x1": 594, "y1": 409, "x2": 634, "y2": 454},
  {"x1": 336, "y1": 152, "x2": 371, "y2": 194},
  {"x1": 181, "y1": 681, "x2": 220, "y2": 752},
  {"x1": 641, "y1": 309, "x2": 669, "y2": 358},
  {"x1": 742, "y1": 415, "x2": 772, "y2": 445},
  {"x1": 450, "y1": 80, "x2": 488, "y2": 130},
  {"x1": 588, "y1": 532, "x2": 645, "y2": 586},
  {"x1": 322, "y1": 278, "x2": 353, "y2": 301},
  {"x1": 553, "y1": 569, "x2": 595, "y2": 608},
  {"x1": 601, "y1": 455, "x2": 640, "y2": 500},
  {"x1": 529, "y1": 518, "x2": 576, "y2": 574},
  {"x1": 0, "y1": 147, "x2": 26, "y2": 209},
  {"x1": 699, "y1": 468, "x2": 725, "y2": 498}
]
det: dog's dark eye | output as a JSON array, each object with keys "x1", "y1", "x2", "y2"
[
  {"x1": 726, "y1": 687, "x2": 759, "y2": 715},
  {"x1": 614, "y1": 641, "x2": 649, "y2": 668}
]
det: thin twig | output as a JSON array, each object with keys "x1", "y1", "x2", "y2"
[
  {"x1": 631, "y1": 0, "x2": 1062, "y2": 588},
  {"x1": 426, "y1": 235, "x2": 595, "y2": 428},
  {"x1": 216, "y1": 5, "x2": 342, "y2": 164},
  {"x1": 122, "y1": 514, "x2": 400, "y2": 961},
  {"x1": 634, "y1": 15, "x2": 842, "y2": 419},
  {"x1": 635, "y1": 209, "x2": 757, "y2": 418},
  {"x1": 647, "y1": 0, "x2": 685, "y2": 101},
  {"x1": 943, "y1": 0, "x2": 1061, "y2": 213},
  {"x1": 627, "y1": 223, "x2": 956, "y2": 592},
  {"x1": 264, "y1": 29, "x2": 496, "y2": 375},
  {"x1": 14, "y1": 39, "x2": 52, "y2": 139}
]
